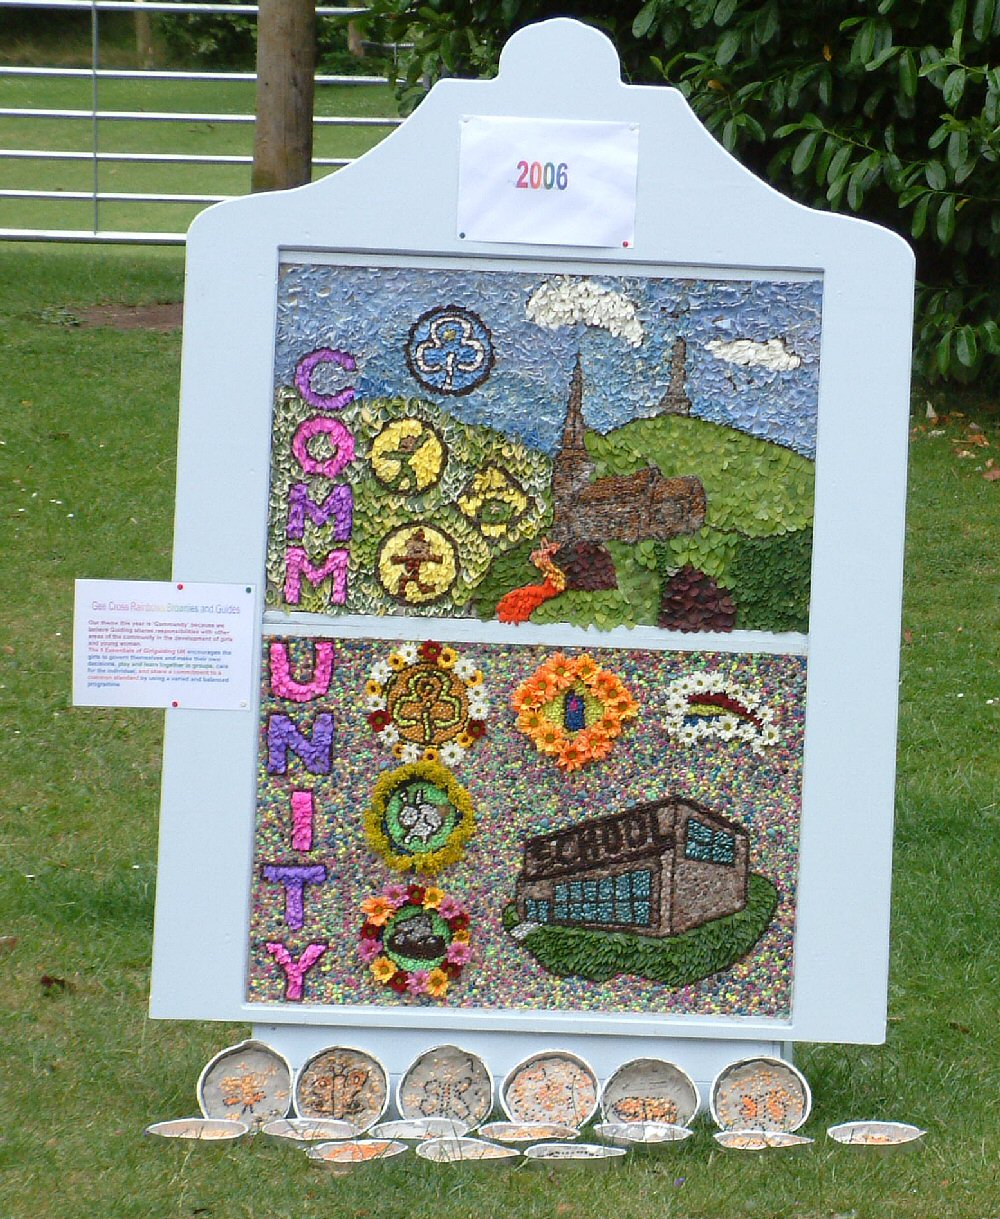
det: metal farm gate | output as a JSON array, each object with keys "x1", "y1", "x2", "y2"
[{"x1": 0, "y1": 0, "x2": 401, "y2": 243}]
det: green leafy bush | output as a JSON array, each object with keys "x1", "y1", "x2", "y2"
[
  {"x1": 157, "y1": 1, "x2": 381, "y2": 75},
  {"x1": 158, "y1": 0, "x2": 258, "y2": 69},
  {"x1": 358, "y1": 0, "x2": 1000, "y2": 386}
]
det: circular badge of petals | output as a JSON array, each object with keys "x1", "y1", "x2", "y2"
[
  {"x1": 365, "y1": 640, "x2": 489, "y2": 759},
  {"x1": 456, "y1": 465, "x2": 531, "y2": 540},
  {"x1": 376, "y1": 524, "x2": 459, "y2": 605},
  {"x1": 512, "y1": 652, "x2": 638, "y2": 773},
  {"x1": 405, "y1": 306, "x2": 495, "y2": 396},
  {"x1": 370, "y1": 417, "x2": 446, "y2": 494},
  {"x1": 359, "y1": 883, "x2": 471, "y2": 1000},
  {"x1": 365, "y1": 761, "x2": 476, "y2": 874}
]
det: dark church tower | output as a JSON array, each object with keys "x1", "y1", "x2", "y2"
[
  {"x1": 655, "y1": 336, "x2": 692, "y2": 416},
  {"x1": 550, "y1": 354, "x2": 596, "y2": 522},
  {"x1": 549, "y1": 350, "x2": 707, "y2": 547}
]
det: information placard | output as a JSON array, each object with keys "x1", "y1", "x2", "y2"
[
  {"x1": 73, "y1": 579, "x2": 256, "y2": 710},
  {"x1": 457, "y1": 115, "x2": 638, "y2": 247}
]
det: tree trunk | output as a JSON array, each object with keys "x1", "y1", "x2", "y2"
[
  {"x1": 134, "y1": 1, "x2": 154, "y2": 69},
  {"x1": 252, "y1": 0, "x2": 316, "y2": 193},
  {"x1": 347, "y1": 0, "x2": 364, "y2": 58}
]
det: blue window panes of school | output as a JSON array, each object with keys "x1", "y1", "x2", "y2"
[
  {"x1": 545, "y1": 867, "x2": 658, "y2": 926},
  {"x1": 712, "y1": 831, "x2": 735, "y2": 864},
  {"x1": 686, "y1": 818, "x2": 714, "y2": 861}
]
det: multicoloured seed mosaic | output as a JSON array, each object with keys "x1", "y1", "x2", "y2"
[{"x1": 247, "y1": 636, "x2": 805, "y2": 1017}]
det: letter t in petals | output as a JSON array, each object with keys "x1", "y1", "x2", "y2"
[{"x1": 262, "y1": 864, "x2": 327, "y2": 930}]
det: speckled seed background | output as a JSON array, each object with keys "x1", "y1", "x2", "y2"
[{"x1": 248, "y1": 637, "x2": 805, "y2": 1018}]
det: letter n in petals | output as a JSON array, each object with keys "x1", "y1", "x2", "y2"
[
  {"x1": 267, "y1": 713, "x2": 333, "y2": 774},
  {"x1": 265, "y1": 941, "x2": 327, "y2": 1002}
]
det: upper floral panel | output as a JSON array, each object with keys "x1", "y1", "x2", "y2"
[{"x1": 267, "y1": 264, "x2": 820, "y2": 633}]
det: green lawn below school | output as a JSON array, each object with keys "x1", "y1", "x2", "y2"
[
  {"x1": 0, "y1": 243, "x2": 999, "y2": 1217},
  {"x1": 503, "y1": 875, "x2": 779, "y2": 985}
]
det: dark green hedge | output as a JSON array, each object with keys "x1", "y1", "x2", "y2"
[{"x1": 358, "y1": 1, "x2": 1000, "y2": 387}]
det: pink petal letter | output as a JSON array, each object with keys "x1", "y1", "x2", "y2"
[
  {"x1": 290, "y1": 416, "x2": 355, "y2": 479},
  {"x1": 290, "y1": 790, "x2": 314, "y2": 851},
  {"x1": 265, "y1": 941, "x2": 327, "y2": 1002},
  {"x1": 269, "y1": 640, "x2": 335, "y2": 702},
  {"x1": 283, "y1": 547, "x2": 348, "y2": 606}
]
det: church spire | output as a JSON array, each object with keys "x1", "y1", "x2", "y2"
[
  {"x1": 561, "y1": 353, "x2": 586, "y2": 453},
  {"x1": 655, "y1": 336, "x2": 691, "y2": 415}
]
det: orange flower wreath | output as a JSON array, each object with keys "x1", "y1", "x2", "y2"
[{"x1": 511, "y1": 652, "x2": 638, "y2": 772}]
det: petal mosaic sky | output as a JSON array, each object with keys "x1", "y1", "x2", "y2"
[{"x1": 274, "y1": 263, "x2": 822, "y2": 458}]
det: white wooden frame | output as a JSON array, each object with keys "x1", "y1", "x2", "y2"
[{"x1": 151, "y1": 19, "x2": 913, "y2": 1077}]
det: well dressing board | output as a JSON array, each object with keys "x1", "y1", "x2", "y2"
[{"x1": 151, "y1": 19, "x2": 914, "y2": 1092}]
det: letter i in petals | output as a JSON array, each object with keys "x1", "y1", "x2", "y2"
[{"x1": 290, "y1": 790, "x2": 314, "y2": 851}]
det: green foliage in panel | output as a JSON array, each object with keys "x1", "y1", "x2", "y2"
[
  {"x1": 588, "y1": 416, "x2": 815, "y2": 537},
  {"x1": 468, "y1": 414, "x2": 815, "y2": 631},
  {"x1": 527, "y1": 541, "x2": 662, "y2": 629},
  {"x1": 468, "y1": 538, "x2": 539, "y2": 619},
  {"x1": 728, "y1": 528, "x2": 814, "y2": 632}
]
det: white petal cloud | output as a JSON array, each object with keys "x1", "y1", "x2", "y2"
[
  {"x1": 526, "y1": 276, "x2": 643, "y2": 347},
  {"x1": 705, "y1": 337, "x2": 802, "y2": 371}
]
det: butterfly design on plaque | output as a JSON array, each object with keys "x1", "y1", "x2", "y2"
[{"x1": 397, "y1": 1045, "x2": 493, "y2": 1128}]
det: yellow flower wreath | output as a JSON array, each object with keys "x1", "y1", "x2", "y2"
[{"x1": 364, "y1": 760, "x2": 476, "y2": 874}]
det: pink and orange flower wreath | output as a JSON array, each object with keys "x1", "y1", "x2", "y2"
[{"x1": 358, "y1": 882, "x2": 471, "y2": 1000}]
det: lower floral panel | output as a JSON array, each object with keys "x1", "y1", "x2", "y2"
[{"x1": 247, "y1": 635, "x2": 805, "y2": 1019}]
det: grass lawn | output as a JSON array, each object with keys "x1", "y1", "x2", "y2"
[
  {"x1": 0, "y1": 238, "x2": 998, "y2": 1218},
  {"x1": 0, "y1": 67, "x2": 399, "y2": 235}
]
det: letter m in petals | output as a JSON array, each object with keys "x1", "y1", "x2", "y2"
[
  {"x1": 286, "y1": 483, "x2": 353, "y2": 541},
  {"x1": 284, "y1": 547, "x2": 348, "y2": 606}
]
